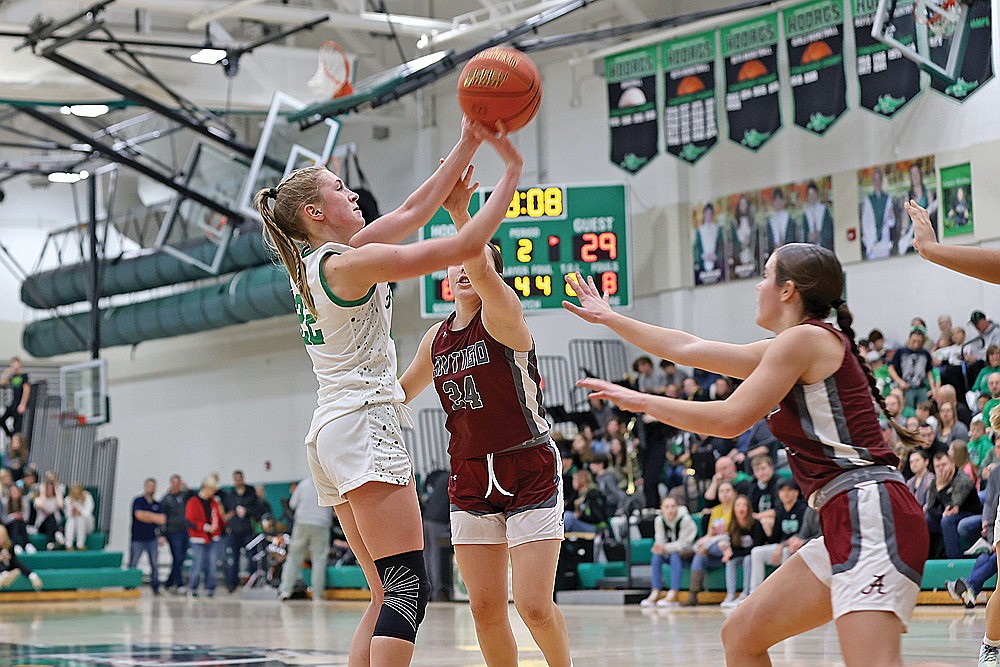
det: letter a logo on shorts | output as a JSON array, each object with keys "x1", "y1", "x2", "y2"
[{"x1": 860, "y1": 574, "x2": 888, "y2": 595}]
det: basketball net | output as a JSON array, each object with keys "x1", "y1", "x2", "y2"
[
  {"x1": 915, "y1": 0, "x2": 961, "y2": 38},
  {"x1": 307, "y1": 40, "x2": 353, "y2": 99}
]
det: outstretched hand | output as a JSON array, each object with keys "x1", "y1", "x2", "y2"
[
  {"x1": 440, "y1": 161, "x2": 479, "y2": 219},
  {"x1": 460, "y1": 115, "x2": 493, "y2": 145},
  {"x1": 562, "y1": 272, "x2": 614, "y2": 324},
  {"x1": 577, "y1": 378, "x2": 649, "y2": 414},
  {"x1": 904, "y1": 199, "x2": 937, "y2": 256}
]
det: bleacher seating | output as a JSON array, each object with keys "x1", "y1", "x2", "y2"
[{"x1": 0, "y1": 550, "x2": 142, "y2": 598}]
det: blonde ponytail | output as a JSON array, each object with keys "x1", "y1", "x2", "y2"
[{"x1": 254, "y1": 165, "x2": 327, "y2": 319}]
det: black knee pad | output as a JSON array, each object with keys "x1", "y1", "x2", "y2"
[{"x1": 373, "y1": 549, "x2": 431, "y2": 643}]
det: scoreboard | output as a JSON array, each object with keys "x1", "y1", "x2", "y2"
[{"x1": 421, "y1": 183, "x2": 630, "y2": 317}]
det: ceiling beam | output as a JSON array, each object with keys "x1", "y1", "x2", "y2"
[
  {"x1": 187, "y1": 0, "x2": 269, "y2": 31},
  {"x1": 70, "y1": 0, "x2": 453, "y2": 36}
]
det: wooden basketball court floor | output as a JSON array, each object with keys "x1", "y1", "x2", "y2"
[{"x1": 0, "y1": 595, "x2": 988, "y2": 666}]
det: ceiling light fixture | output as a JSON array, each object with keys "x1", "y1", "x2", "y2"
[
  {"x1": 47, "y1": 170, "x2": 90, "y2": 184},
  {"x1": 59, "y1": 104, "x2": 110, "y2": 118},
  {"x1": 189, "y1": 48, "x2": 228, "y2": 64}
]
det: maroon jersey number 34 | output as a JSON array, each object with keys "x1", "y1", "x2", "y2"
[{"x1": 431, "y1": 310, "x2": 550, "y2": 460}]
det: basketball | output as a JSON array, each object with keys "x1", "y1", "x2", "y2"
[{"x1": 457, "y1": 47, "x2": 542, "y2": 132}]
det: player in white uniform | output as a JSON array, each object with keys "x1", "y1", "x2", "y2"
[{"x1": 255, "y1": 118, "x2": 522, "y2": 667}]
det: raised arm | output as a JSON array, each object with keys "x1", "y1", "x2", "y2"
[
  {"x1": 443, "y1": 163, "x2": 532, "y2": 351},
  {"x1": 400, "y1": 322, "x2": 441, "y2": 403},
  {"x1": 908, "y1": 200, "x2": 1000, "y2": 284},
  {"x1": 563, "y1": 273, "x2": 771, "y2": 380},
  {"x1": 349, "y1": 117, "x2": 488, "y2": 247},
  {"x1": 326, "y1": 130, "x2": 523, "y2": 300},
  {"x1": 576, "y1": 325, "x2": 820, "y2": 438}
]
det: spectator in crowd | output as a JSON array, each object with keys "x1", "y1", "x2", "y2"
[
  {"x1": 937, "y1": 384, "x2": 972, "y2": 428},
  {"x1": 5, "y1": 433, "x2": 27, "y2": 483},
  {"x1": 947, "y1": 453, "x2": 1000, "y2": 608},
  {"x1": 222, "y1": 469, "x2": 260, "y2": 592},
  {"x1": 968, "y1": 416, "x2": 993, "y2": 471},
  {"x1": 420, "y1": 469, "x2": 450, "y2": 602},
  {"x1": 185, "y1": 475, "x2": 224, "y2": 598},
  {"x1": 633, "y1": 356, "x2": 666, "y2": 395},
  {"x1": 588, "y1": 454, "x2": 626, "y2": 513},
  {"x1": 660, "y1": 360, "x2": 688, "y2": 389},
  {"x1": 606, "y1": 437, "x2": 629, "y2": 480},
  {"x1": 63, "y1": 483, "x2": 94, "y2": 551},
  {"x1": 906, "y1": 449, "x2": 935, "y2": 508},
  {"x1": 591, "y1": 417, "x2": 623, "y2": 455},
  {"x1": 934, "y1": 328, "x2": 968, "y2": 396},
  {"x1": 926, "y1": 451, "x2": 982, "y2": 559},
  {"x1": 711, "y1": 377, "x2": 734, "y2": 401},
  {"x1": 936, "y1": 315, "x2": 954, "y2": 347},
  {"x1": 884, "y1": 391, "x2": 911, "y2": 425},
  {"x1": 160, "y1": 474, "x2": 192, "y2": 594},
  {"x1": 868, "y1": 328, "x2": 891, "y2": 361},
  {"x1": 587, "y1": 396, "x2": 616, "y2": 438},
  {"x1": 748, "y1": 455, "x2": 779, "y2": 527},
  {"x1": 951, "y1": 440, "x2": 979, "y2": 489},
  {"x1": 560, "y1": 446, "x2": 578, "y2": 512},
  {"x1": 681, "y1": 508, "x2": 730, "y2": 607},
  {"x1": 721, "y1": 495, "x2": 767, "y2": 608},
  {"x1": 969, "y1": 345, "x2": 1000, "y2": 401},
  {"x1": 638, "y1": 412, "x2": 674, "y2": 508},
  {"x1": 704, "y1": 458, "x2": 752, "y2": 509},
  {"x1": 19, "y1": 469, "x2": 38, "y2": 522},
  {"x1": 681, "y1": 377, "x2": 708, "y2": 402},
  {"x1": 915, "y1": 401, "x2": 938, "y2": 434},
  {"x1": 279, "y1": 476, "x2": 332, "y2": 601},
  {"x1": 34, "y1": 476, "x2": 64, "y2": 550},
  {"x1": 278, "y1": 481, "x2": 297, "y2": 533},
  {"x1": 733, "y1": 419, "x2": 781, "y2": 473},
  {"x1": 902, "y1": 421, "x2": 947, "y2": 479},
  {"x1": 564, "y1": 470, "x2": 608, "y2": 533},
  {"x1": 0, "y1": 525, "x2": 41, "y2": 591},
  {"x1": 0, "y1": 358, "x2": 30, "y2": 439},
  {"x1": 964, "y1": 311, "x2": 1000, "y2": 386},
  {"x1": 3, "y1": 485, "x2": 33, "y2": 553},
  {"x1": 0, "y1": 469, "x2": 13, "y2": 505},
  {"x1": 889, "y1": 326, "x2": 937, "y2": 410},
  {"x1": 937, "y1": 401, "x2": 969, "y2": 448},
  {"x1": 981, "y1": 374, "x2": 1000, "y2": 424},
  {"x1": 641, "y1": 496, "x2": 698, "y2": 608},
  {"x1": 706, "y1": 481, "x2": 737, "y2": 531},
  {"x1": 130, "y1": 477, "x2": 165, "y2": 595},
  {"x1": 255, "y1": 486, "x2": 274, "y2": 523},
  {"x1": 746, "y1": 478, "x2": 809, "y2": 595}
]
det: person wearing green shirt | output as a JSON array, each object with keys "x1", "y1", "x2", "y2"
[
  {"x1": 970, "y1": 345, "x2": 1000, "y2": 397},
  {"x1": 968, "y1": 417, "x2": 993, "y2": 470}
]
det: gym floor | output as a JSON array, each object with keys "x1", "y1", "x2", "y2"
[{"x1": 0, "y1": 596, "x2": 984, "y2": 666}]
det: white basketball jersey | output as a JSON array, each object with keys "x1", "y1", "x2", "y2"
[{"x1": 295, "y1": 241, "x2": 404, "y2": 445}]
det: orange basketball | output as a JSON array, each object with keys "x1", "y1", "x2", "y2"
[{"x1": 457, "y1": 47, "x2": 542, "y2": 132}]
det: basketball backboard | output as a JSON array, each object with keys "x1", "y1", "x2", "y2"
[
  {"x1": 871, "y1": 0, "x2": 976, "y2": 82},
  {"x1": 60, "y1": 359, "x2": 108, "y2": 425}
]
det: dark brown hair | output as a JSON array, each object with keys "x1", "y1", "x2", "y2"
[{"x1": 774, "y1": 243, "x2": 922, "y2": 451}]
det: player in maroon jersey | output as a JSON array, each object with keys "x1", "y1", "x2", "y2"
[
  {"x1": 401, "y1": 165, "x2": 572, "y2": 667},
  {"x1": 563, "y1": 243, "x2": 927, "y2": 667}
]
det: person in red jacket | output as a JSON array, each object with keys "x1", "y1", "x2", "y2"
[{"x1": 185, "y1": 475, "x2": 225, "y2": 598}]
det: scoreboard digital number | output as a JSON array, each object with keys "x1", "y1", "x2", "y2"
[{"x1": 421, "y1": 183, "x2": 630, "y2": 317}]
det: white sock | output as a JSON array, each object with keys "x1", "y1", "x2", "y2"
[{"x1": 984, "y1": 634, "x2": 1000, "y2": 647}]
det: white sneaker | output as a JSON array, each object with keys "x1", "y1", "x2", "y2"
[
  {"x1": 54, "y1": 532, "x2": 65, "y2": 546},
  {"x1": 640, "y1": 591, "x2": 665, "y2": 607},
  {"x1": 13, "y1": 545, "x2": 23, "y2": 555},
  {"x1": 719, "y1": 594, "x2": 737, "y2": 608},
  {"x1": 24, "y1": 544, "x2": 37, "y2": 554},
  {"x1": 656, "y1": 590, "x2": 678, "y2": 608},
  {"x1": 730, "y1": 593, "x2": 748, "y2": 607},
  {"x1": 0, "y1": 571, "x2": 16, "y2": 589},
  {"x1": 980, "y1": 643, "x2": 1000, "y2": 667},
  {"x1": 28, "y1": 572, "x2": 42, "y2": 591}
]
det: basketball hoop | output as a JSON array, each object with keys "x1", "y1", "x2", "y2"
[
  {"x1": 307, "y1": 41, "x2": 353, "y2": 99},
  {"x1": 57, "y1": 412, "x2": 87, "y2": 427},
  {"x1": 915, "y1": 0, "x2": 961, "y2": 38}
]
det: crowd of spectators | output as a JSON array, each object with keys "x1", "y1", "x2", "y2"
[
  {"x1": 550, "y1": 309, "x2": 1000, "y2": 607},
  {"x1": 127, "y1": 469, "x2": 351, "y2": 598}
]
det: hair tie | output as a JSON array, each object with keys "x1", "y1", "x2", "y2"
[
  {"x1": 268, "y1": 187, "x2": 278, "y2": 199},
  {"x1": 831, "y1": 298, "x2": 845, "y2": 309}
]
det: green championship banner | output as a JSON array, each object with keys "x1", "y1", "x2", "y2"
[
  {"x1": 606, "y1": 46, "x2": 660, "y2": 173},
  {"x1": 721, "y1": 14, "x2": 782, "y2": 151},
  {"x1": 852, "y1": 0, "x2": 921, "y2": 117},
  {"x1": 940, "y1": 163, "x2": 973, "y2": 237},
  {"x1": 661, "y1": 31, "x2": 719, "y2": 165},
  {"x1": 931, "y1": 0, "x2": 993, "y2": 101},
  {"x1": 784, "y1": 0, "x2": 848, "y2": 135}
]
